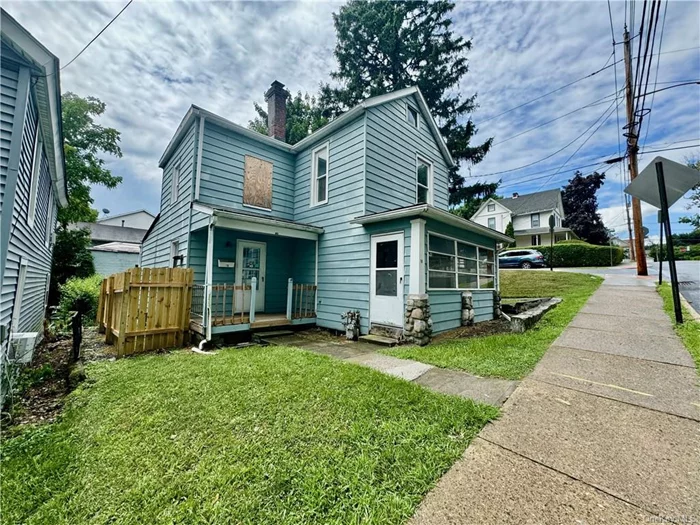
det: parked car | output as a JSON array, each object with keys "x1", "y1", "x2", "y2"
[{"x1": 499, "y1": 249, "x2": 546, "y2": 269}]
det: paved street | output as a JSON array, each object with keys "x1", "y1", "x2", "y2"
[{"x1": 411, "y1": 274, "x2": 699, "y2": 525}]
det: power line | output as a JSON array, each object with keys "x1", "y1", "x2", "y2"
[
  {"x1": 635, "y1": 81, "x2": 700, "y2": 98},
  {"x1": 641, "y1": 0, "x2": 669, "y2": 152},
  {"x1": 635, "y1": 0, "x2": 662, "y2": 132}
]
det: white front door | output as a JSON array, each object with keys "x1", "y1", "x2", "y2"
[
  {"x1": 236, "y1": 240, "x2": 266, "y2": 313},
  {"x1": 370, "y1": 233, "x2": 404, "y2": 327}
]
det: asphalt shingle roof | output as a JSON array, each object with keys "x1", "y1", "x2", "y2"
[{"x1": 498, "y1": 189, "x2": 561, "y2": 216}]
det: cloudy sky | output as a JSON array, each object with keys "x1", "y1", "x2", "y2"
[{"x1": 7, "y1": 0, "x2": 700, "y2": 237}]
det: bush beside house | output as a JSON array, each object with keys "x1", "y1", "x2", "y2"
[
  {"x1": 518, "y1": 242, "x2": 624, "y2": 267},
  {"x1": 57, "y1": 275, "x2": 103, "y2": 324}
]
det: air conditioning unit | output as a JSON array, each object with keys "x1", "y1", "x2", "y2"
[{"x1": 10, "y1": 332, "x2": 39, "y2": 364}]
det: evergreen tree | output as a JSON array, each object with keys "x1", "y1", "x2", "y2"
[
  {"x1": 320, "y1": 0, "x2": 492, "y2": 204},
  {"x1": 451, "y1": 181, "x2": 500, "y2": 220},
  {"x1": 504, "y1": 220, "x2": 515, "y2": 247},
  {"x1": 561, "y1": 171, "x2": 610, "y2": 245},
  {"x1": 249, "y1": 91, "x2": 328, "y2": 145}
]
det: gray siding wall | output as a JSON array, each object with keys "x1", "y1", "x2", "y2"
[
  {"x1": 293, "y1": 115, "x2": 372, "y2": 333},
  {"x1": 365, "y1": 95, "x2": 450, "y2": 214},
  {"x1": 198, "y1": 121, "x2": 296, "y2": 220},
  {"x1": 92, "y1": 251, "x2": 140, "y2": 277},
  {"x1": 140, "y1": 121, "x2": 196, "y2": 267},
  {"x1": 1, "y1": 89, "x2": 56, "y2": 333},
  {"x1": 0, "y1": 64, "x2": 19, "y2": 215}
]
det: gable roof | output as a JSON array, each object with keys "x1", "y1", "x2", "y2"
[
  {"x1": 159, "y1": 86, "x2": 454, "y2": 168},
  {"x1": 70, "y1": 222, "x2": 148, "y2": 244},
  {"x1": 1, "y1": 8, "x2": 67, "y2": 206},
  {"x1": 498, "y1": 189, "x2": 562, "y2": 216},
  {"x1": 471, "y1": 197, "x2": 511, "y2": 218},
  {"x1": 97, "y1": 209, "x2": 156, "y2": 223}
]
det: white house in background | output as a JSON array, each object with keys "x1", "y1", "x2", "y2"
[
  {"x1": 97, "y1": 209, "x2": 155, "y2": 230},
  {"x1": 471, "y1": 189, "x2": 576, "y2": 247}
]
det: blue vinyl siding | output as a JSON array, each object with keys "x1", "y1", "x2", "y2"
[
  {"x1": 1, "y1": 89, "x2": 56, "y2": 333},
  {"x1": 0, "y1": 64, "x2": 18, "y2": 214},
  {"x1": 198, "y1": 121, "x2": 296, "y2": 220},
  {"x1": 91, "y1": 251, "x2": 140, "y2": 277},
  {"x1": 365, "y1": 95, "x2": 450, "y2": 214},
  {"x1": 141, "y1": 120, "x2": 196, "y2": 267},
  {"x1": 293, "y1": 115, "x2": 370, "y2": 333}
]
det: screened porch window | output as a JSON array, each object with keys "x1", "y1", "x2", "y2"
[{"x1": 428, "y1": 234, "x2": 495, "y2": 290}]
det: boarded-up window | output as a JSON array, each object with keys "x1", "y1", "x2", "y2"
[{"x1": 243, "y1": 155, "x2": 273, "y2": 209}]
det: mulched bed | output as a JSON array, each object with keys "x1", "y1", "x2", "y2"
[
  {"x1": 1, "y1": 327, "x2": 112, "y2": 430},
  {"x1": 431, "y1": 318, "x2": 512, "y2": 343}
]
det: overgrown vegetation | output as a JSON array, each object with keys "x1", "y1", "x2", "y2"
[
  {"x1": 385, "y1": 272, "x2": 602, "y2": 379},
  {"x1": 657, "y1": 283, "x2": 700, "y2": 372},
  {"x1": 1, "y1": 347, "x2": 497, "y2": 524},
  {"x1": 518, "y1": 241, "x2": 624, "y2": 267},
  {"x1": 57, "y1": 274, "x2": 102, "y2": 324}
]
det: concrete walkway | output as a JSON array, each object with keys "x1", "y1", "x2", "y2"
[
  {"x1": 266, "y1": 336, "x2": 518, "y2": 407},
  {"x1": 411, "y1": 277, "x2": 700, "y2": 524}
]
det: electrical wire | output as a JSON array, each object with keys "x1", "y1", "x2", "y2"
[
  {"x1": 641, "y1": 0, "x2": 669, "y2": 152},
  {"x1": 636, "y1": 0, "x2": 662, "y2": 130},
  {"x1": 635, "y1": 81, "x2": 700, "y2": 97}
]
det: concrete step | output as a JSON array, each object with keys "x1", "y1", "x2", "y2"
[
  {"x1": 358, "y1": 334, "x2": 399, "y2": 347},
  {"x1": 253, "y1": 330, "x2": 294, "y2": 344}
]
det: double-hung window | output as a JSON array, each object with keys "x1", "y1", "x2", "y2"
[
  {"x1": 428, "y1": 234, "x2": 495, "y2": 290},
  {"x1": 416, "y1": 157, "x2": 432, "y2": 204},
  {"x1": 488, "y1": 217, "x2": 496, "y2": 229},
  {"x1": 311, "y1": 143, "x2": 329, "y2": 206},
  {"x1": 406, "y1": 104, "x2": 419, "y2": 128},
  {"x1": 487, "y1": 203, "x2": 496, "y2": 212},
  {"x1": 28, "y1": 124, "x2": 43, "y2": 228},
  {"x1": 531, "y1": 213, "x2": 540, "y2": 228}
]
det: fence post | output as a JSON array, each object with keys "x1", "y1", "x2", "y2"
[
  {"x1": 180, "y1": 269, "x2": 193, "y2": 346},
  {"x1": 105, "y1": 276, "x2": 115, "y2": 344},
  {"x1": 117, "y1": 271, "x2": 131, "y2": 357},
  {"x1": 286, "y1": 278, "x2": 293, "y2": 320},
  {"x1": 250, "y1": 277, "x2": 257, "y2": 324},
  {"x1": 96, "y1": 279, "x2": 106, "y2": 333}
]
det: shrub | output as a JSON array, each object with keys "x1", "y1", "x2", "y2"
[
  {"x1": 555, "y1": 239, "x2": 588, "y2": 245},
  {"x1": 57, "y1": 274, "x2": 103, "y2": 324},
  {"x1": 521, "y1": 242, "x2": 624, "y2": 267}
]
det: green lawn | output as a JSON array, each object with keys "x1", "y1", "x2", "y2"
[
  {"x1": 385, "y1": 271, "x2": 603, "y2": 380},
  {"x1": 1, "y1": 347, "x2": 497, "y2": 525},
  {"x1": 657, "y1": 283, "x2": 700, "y2": 372}
]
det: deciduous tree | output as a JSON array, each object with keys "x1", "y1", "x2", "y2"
[{"x1": 249, "y1": 91, "x2": 328, "y2": 145}]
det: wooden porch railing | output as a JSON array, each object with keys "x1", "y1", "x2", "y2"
[
  {"x1": 287, "y1": 279, "x2": 317, "y2": 320},
  {"x1": 210, "y1": 283, "x2": 251, "y2": 326}
]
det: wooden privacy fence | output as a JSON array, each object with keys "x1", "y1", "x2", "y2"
[{"x1": 96, "y1": 268, "x2": 194, "y2": 357}]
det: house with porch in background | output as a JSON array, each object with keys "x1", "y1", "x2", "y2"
[
  {"x1": 471, "y1": 189, "x2": 576, "y2": 247},
  {"x1": 141, "y1": 81, "x2": 511, "y2": 343}
]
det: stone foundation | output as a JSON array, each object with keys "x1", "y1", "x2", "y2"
[
  {"x1": 461, "y1": 291, "x2": 474, "y2": 326},
  {"x1": 404, "y1": 294, "x2": 432, "y2": 346},
  {"x1": 493, "y1": 290, "x2": 502, "y2": 319}
]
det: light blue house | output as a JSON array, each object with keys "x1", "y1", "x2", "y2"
[
  {"x1": 141, "y1": 81, "x2": 511, "y2": 343},
  {"x1": 1, "y1": 10, "x2": 67, "y2": 380}
]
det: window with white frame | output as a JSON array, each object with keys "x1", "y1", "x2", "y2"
[
  {"x1": 45, "y1": 199, "x2": 54, "y2": 246},
  {"x1": 406, "y1": 104, "x2": 419, "y2": 128},
  {"x1": 28, "y1": 124, "x2": 43, "y2": 227},
  {"x1": 428, "y1": 234, "x2": 495, "y2": 290},
  {"x1": 171, "y1": 164, "x2": 180, "y2": 204},
  {"x1": 311, "y1": 143, "x2": 329, "y2": 206},
  {"x1": 488, "y1": 217, "x2": 496, "y2": 229},
  {"x1": 531, "y1": 213, "x2": 540, "y2": 228},
  {"x1": 416, "y1": 157, "x2": 432, "y2": 204},
  {"x1": 487, "y1": 203, "x2": 496, "y2": 212},
  {"x1": 170, "y1": 240, "x2": 180, "y2": 268}
]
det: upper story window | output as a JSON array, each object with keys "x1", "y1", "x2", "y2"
[
  {"x1": 311, "y1": 143, "x2": 329, "y2": 206},
  {"x1": 416, "y1": 157, "x2": 432, "y2": 204},
  {"x1": 170, "y1": 240, "x2": 181, "y2": 268},
  {"x1": 406, "y1": 104, "x2": 419, "y2": 128},
  {"x1": 531, "y1": 213, "x2": 540, "y2": 228},
  {"x1": 243, "y1": 155, "x2": 273, "y2": 210},
  {"x1": 488, "y1": 217, "x2": 496, "y2": 229},
  {"x1": 427, "y1": 233, "x2": 495, "y2": 290},
  {"x1": 170, "y1": 164, "x2": 180, "y2": 204},
  {"x1": 487, "y1": 203, "x2": 496, "y2": 212},
  {"x1": 28, "y1": 124, "x2": 43, "y2": 228}
]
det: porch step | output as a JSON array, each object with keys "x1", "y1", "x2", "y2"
[
  {"x1": 253, "y1": 330, "x2": 294, "y2": 344},
  {"x1": 358, "y1": 334, "x2": 399, "y2": 347},
  {"x1": 369, "y1": 323, "x2": 403, "y2": 340}
]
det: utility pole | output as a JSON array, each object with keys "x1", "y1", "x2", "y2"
[
  {"x1": 623, "y1": 27, "x2": 648, "y2": 275},
  {"x1": 625, "y1": 194, "x2": 636, "y2": 261}
]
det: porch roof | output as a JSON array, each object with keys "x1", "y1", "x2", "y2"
[
  {"x1": 193, "y1": 202, "x2": 324, "y2": 241},
  {"x1": 352, "y1": 204, "x2": 514, "y2": 243}
]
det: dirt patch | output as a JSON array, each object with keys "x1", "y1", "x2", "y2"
[
  {"x1": 293, "y1": 327, "x2": 346, "y2": 343},
  {"x1": 432, "y1": 318, "x2": 512, "y2": 342},
  {"x1": 1, "y1": 326, "x2": 112, "y2": 430}
]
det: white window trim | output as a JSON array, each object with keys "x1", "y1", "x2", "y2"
[
  {"x1": 531, "y1": 213, "x2": 540, "y2": 228},
  {"x1": 45, "y1": 197, "x2": 54, "y2": 246},
  {"x1": 488, "y1": 217, "x2": 496, "y2": 229},
  {"x1": 171, "y1": 164, "x2": 180, "y2": 204},
  {"x1": 487, "y1": 203, "x2": 496, "y2": 212},
  {"x1": 310, "y1": 142, "x2": 329, "y2": 207},
  {"x1": 427, "y1": 232, "x2": 496, "y2": 291},
  {"x1": 170, "y1": 240, "x2": 180, "y2": 268},
  {"x1": 406, "y1": 103, "x2": 419, "y2": 128},
  {"x1": 12, "y1": 259, "x2": 28, "y2": 330},
  {"x1": 28, "y1": 123, "x2": 42, "y2": 228},
  {"x1": 416, "y1": 155, "x2": 433, "y2": 205}
]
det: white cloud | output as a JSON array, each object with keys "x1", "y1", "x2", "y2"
[{"x1": 5, "y1": 0, "x2": 699, "y2": 225}]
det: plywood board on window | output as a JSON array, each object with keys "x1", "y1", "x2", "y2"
[{"x1": 243, "y1": 155, "x2": 273, "y2": 209}]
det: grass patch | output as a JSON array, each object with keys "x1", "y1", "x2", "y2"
[
  {"x1": 385, "y1": 271, "x2": 602, "y2": 380},
  {"x1": 1, "y1": 346, "x2": 497, "y2": 525},
  {"x1": 657, "y1": 283, "x2": 700, "y2": 372}
]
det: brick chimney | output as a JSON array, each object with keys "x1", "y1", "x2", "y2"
[{"x1": 264, "y1": 80, "x2": 289, "y2": 141}]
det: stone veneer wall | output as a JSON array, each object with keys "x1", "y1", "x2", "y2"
[
  {"x1": 461, "y1": 291, "x2": 474, "y2": 326},
  {"x1": 404, "y1": 294, "x2": 432, "y2": 346},
  {"x1": 493, "y1": 290, "x2": 502, "y2": 319}
]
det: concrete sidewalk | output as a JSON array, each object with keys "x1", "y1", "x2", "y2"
[{"x1": 412, "y1": 278, "x2": 699, "y2": 525}]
